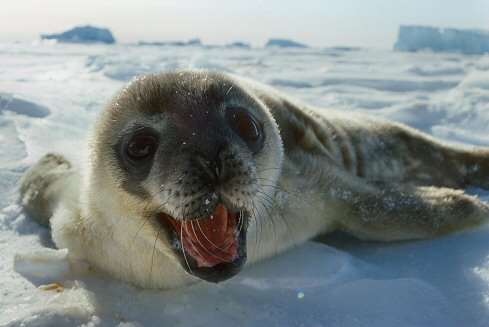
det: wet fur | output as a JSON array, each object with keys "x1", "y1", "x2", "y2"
[{"x1": 20, "y1": 70, "x2": 489, "y2": 288}]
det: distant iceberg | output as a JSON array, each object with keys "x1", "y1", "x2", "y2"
[
  {"x1": 265, "y1": 38, "x2": 308, "y2": 48},
  {"x1": 41, "y1": 25, "x2": 116, "y2": 44},
  {"x1": 225, "y1": 41, "x2": 250, "y2": 48},
  {"x1": 138, "y1": 38, "x2": 202, "y2": 47},
  {"x1": 394, "y1": 25, "x2": 489, "y2": 55}
]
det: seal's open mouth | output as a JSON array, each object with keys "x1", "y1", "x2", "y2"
[{"x1": 159, "y1": 204, "x2": 247, "y2": 283}]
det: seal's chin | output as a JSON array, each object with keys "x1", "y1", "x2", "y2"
[{"x1": 159, "y1": 204, "x2": 247, "y2": 283}]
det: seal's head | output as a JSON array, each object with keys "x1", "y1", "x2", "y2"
[{"x1": 87, "y1": 70, "x2": 283, "y2": 285}]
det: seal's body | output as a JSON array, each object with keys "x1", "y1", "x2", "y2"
[{"x1": 20, "y1": 70, "x2": 489, "y2": 289}]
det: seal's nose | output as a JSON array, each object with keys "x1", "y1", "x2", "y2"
[
  {"x1": 197, "y1": 151, "x2": 225, "y2": 181},
  {"x1": 205, "y1": 154, "x2": 223, "y2": 179}
]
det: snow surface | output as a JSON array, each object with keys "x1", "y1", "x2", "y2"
[
  {"x1": 394, "y1": 25, "x2": 489, "y2": 55},
  {"x1": 1, "y1": 42, "x2": 489, "y2": 327}
]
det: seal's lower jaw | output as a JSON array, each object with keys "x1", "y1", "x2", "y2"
[{"x1": 160, "y1": 205, "x2": 247, "y2": 283}]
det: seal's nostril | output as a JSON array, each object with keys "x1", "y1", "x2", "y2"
[
  {"x1": 201, "y1": 153, "x2": 224, "y2": 179},
  {"x1": 215, "y1": 154, "x2": 223, "y2": 177}
]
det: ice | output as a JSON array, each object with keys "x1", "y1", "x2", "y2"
[
  {"x1": 394, "y1": 25, "x2": 489, "y2": 55},
  {"x1": 265, "y1": 38, "x2": 308, "y2": 48},
  {"x1": 1, "y1": 41, "x2": 489, "y2": 326},
  {"x1": 138, "y1": 38, "x2": 201, "y2": 47},
  {"x1": 225, "y1": 41, "x2": 250, "y2": 49},
  {"x1": 41, "y1": 25, "x2": 116, "y2": 44},
  {"x1": 14, "y1": 248, "x2": 71, "y2": 283}
]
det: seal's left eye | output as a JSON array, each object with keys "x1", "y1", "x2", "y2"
[
  {"x1": 234, "y1": 114, "x2": 260, "y2": 142},
  {"x1": 126, "y1": 135, "x2": 158, "y2": 160}
]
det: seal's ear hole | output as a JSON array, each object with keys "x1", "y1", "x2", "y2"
[{"x1": 225, "y1": 107, "x2": 264, "y2": 153}]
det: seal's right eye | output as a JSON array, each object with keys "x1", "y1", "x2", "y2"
[
  {"x1": 125, "y1": 133, "x2": 158, "y2": 160},
  {"x1": 226, "y1": 107, "x2": 264, "y2": 154}
]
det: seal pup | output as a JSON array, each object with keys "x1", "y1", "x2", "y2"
[{"x1": 20, "y1": 70, "x2": 489, "y2": 289}]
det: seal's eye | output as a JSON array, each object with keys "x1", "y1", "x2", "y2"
[
  {"x1": 226, "y1": 108, "x2": 264, "y2": 153},
  {"x1": 126, "y1": 134, "x2": 158, "y2": 160}
]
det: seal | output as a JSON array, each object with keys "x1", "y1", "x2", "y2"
[{"x1": 20, "y1": 70, "x2": 489, "y2": 289}]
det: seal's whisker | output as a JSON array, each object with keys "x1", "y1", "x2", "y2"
[
  {"x1": 255, "y1": 190, "x2": 297, "y2": 249},
  {"x1": 253, "y1": 161, "x2": 299, "y2": 174},
  {"x1": 148, "y1": 224, "x2": 163, "y2": 280},
  {"x1": 246, "y1": 193, "x2": 279, "y2": 261},
  {"x1": 191, "y1": 220, "x2": 232, "y2": 262},
  {"x1": 247, "y1": 201, "x2": 261, "y2": 266},
  {"x1": 180, "y1": 223, "x2": 194, "y2": 275},
  {"x1": 252, "y1": 194, "x2": 279, "y2": 260},
  {"x1": 257, "y1": 179, "x2": 319, "y2": 212},
  {"x1": 130, "y1": 193, "x2": 175, "y2": 250},
  {"x1": 183, "y1": 222, "x2": 214, "y2": 269},
  {"x1": 195, "y1": 219, "x2": 236, "y2": 254},
  {"x1": 140, "y1": 185, "x2": 175, "y2": 220}
]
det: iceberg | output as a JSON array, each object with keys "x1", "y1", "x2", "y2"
[
  {"x1": 138, "y1": 38, "x2": 202, "y2": 47},
  {"x1": 265, "y1": 38, "x2": 308, "y2": 48},
  {"x1": 394, "y1": 25, "x2": 489, "y2": 55},
  {"x1": 225, "y1": 41, "x2": 250, "y2": 48},
  {"x1": 41, "y1": 25, "x2": 116, "y2": 44}
]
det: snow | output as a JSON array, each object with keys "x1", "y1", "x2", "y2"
[
  {"x1": 0, "y1": 93, "x2": 50, "y2": 118},
  {"x1": 1, "y1": 42, "x2": 489, "y2": 326},
  {"x1": 394, "y1": 25, "x2": 489, "y2": 55}
]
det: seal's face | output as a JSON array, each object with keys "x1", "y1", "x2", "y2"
[{"x1": 93, "y1": 71, "x2": 283, "y2": 284}]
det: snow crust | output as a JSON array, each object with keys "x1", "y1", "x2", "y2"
[
  {"x1": 395, "y1": 25, "x2": 489, "y2": 55},
  {"x1": 1, "y1": 42, "x2": 489, "y2": 326}
]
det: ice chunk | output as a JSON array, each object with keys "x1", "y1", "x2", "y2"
[
  {"x1": 14, "y1": 248, "x2": 70, "y2": 281},
  {"x1": 13, "y1": 248, "x2": 88, "y2": 284},
  {"x1": 394, "y1": 25, "x2": 489, "y2": 55},
  {"x1": 41, "y1": 25, "x2": 116, "y2": 44}
]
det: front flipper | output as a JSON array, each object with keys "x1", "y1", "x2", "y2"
[
  {"x1": 326, "y1": 172, "x2": 489, "y2": 241},
  {"x1": 20, "y1": 153, "x2": 77, "y2": 227}
]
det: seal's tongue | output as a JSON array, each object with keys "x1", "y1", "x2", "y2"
[{"x1": 166, "y1": 204, "x2": 239, "y2": 267}]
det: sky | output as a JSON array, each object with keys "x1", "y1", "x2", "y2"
[{"x1": 1, "y1": 0, "x2": 488, "y2": 48}]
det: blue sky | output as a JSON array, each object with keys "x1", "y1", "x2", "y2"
[{"x1": 1, "y1": 0, "x2": 488, "y2": 48}]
